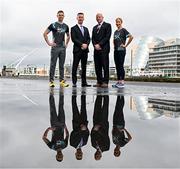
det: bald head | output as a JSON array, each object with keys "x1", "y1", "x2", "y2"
[{"x1": 96, "y1": 13, "x2": 104, "y2": 24}]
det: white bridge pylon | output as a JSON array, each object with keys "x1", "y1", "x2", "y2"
[{"x1": 8, "y1": 48, "x2": 39, "y2": 69}]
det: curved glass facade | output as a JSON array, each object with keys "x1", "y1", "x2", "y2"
[{"x1": 132, "y1": 36, "x2": 163, "y2": 76}]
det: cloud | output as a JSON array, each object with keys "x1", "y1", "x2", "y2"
[{"x1": 0, "y1": 0, "x2": 179, "y2": 68}]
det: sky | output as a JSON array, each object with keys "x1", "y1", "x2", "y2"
[{"x1": 0, "y1": 0, "x2": 179, "y2": 68}]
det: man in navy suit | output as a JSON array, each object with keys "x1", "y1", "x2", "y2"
[
  {"x1": 92, "y1": 13, "x2": 112, "y2": 88},
  {"x1": 70, "y1": 89, "x2": 89, "y2": 160},
  {"x1": 71, "y1": 13, "x2": 91, "y2": 87}
]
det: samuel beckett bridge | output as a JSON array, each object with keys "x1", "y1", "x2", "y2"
[{"x1": 1, "y1": 48, "x2": 39, "y2": 76}]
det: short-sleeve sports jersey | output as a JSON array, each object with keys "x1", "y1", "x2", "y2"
[
  {"x1": 48, "y1": 22, "x2": 69, "y2": 47},
  {"x1": 113, "y1": 28, "x2": 130, "y2": 51},
  {"x1": 112, "y1": 129, "x2": 129, "y2": 147}
]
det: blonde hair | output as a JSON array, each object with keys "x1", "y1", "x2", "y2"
[{"x1": 116, "y1": 17, "x2": 123, "y2": 23}]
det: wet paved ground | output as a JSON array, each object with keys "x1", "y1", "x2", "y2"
[{"x1": 0, "y1": 78, "x2": 180, "y2": 168}]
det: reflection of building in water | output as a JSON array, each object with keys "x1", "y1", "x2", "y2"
[
  {"x1": 148, "y1": 98, "x2": 180, "y2": 118},
  {"x1": 130, "y1": 96, "x2": 180, "y2": 119}
]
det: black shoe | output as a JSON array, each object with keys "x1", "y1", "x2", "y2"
[
  {"x1": 93, "y1": 83, "x2": 101, "y2": 87},
  {"x1": 101, "y1": 83, "x2": 108, "y2": 88},
  {"x1": 72, "y1": 84, "x2": 77, "y2": 87},
  {"x1": 82, "y1": 84, "x2": 91, "y2": 87}
]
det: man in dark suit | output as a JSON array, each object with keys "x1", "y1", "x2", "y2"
[
  {"x1": 91, "y1": 95, "x2": 110, "y2": 160},
  {"x1": 92, "y1": 13, "x2": 112, "y2": 88},
  {"x1": 71, "y1": 13, "x2": 91, "y2": 87},
  {"x1": 70, "y1": 89, "x2": 89, "y2": 160}
]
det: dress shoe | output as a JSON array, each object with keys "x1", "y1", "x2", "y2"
[
  {"x1": 101, "y1": 83, "x2": 108, "y2": 88},
  {"x1": 82, "y1": 84, "x2": 91, "y2": 87},
  {"x1": 93, "y1": 83, "x2": 101, "y2": 87}
]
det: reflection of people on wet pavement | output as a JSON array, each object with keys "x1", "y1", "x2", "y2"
[
  {"x1": 112, "y1": 95, "x2": 132, "y2": 157},
  {"x1": 70, "y1": 91, "x2": 89, "y2": 160},
  {"x1": 42, "y1": 88, "x2": 69, "y2": 162},
  {"x1": 91, "y1": 95, "x2": 110, "y2": 160}
]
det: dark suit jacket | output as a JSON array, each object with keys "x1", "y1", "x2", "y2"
[
  {"x1": 70, "y1": 95, "x2": 89, "y2": 148},
  {"x1": 91, "y1": 127, "x2": 110, "y2": 152},
  {"x1": 91, "y1": 95, "x2": 110, "y2": 152},
  {"x1": 71, "y1": 24, "x2": 90, "y2": 53},
  {"x1": 92, "y1": 22, "x2": 112, "y2": 53},
  {"x1": 70, "y1": 129, "x2": 89, "y2": 148}
]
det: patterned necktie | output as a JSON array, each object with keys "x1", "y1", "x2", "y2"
[
  {"x1": 97, "y1": 23, "x2": 101, "y2": 33},
  {"x1": 80, "y1": 25, "x2": 84, "y2": 36}
]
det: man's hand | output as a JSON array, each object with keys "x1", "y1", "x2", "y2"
[
  {"x1": 93, "y1": 124, "x2": 101, "y2": 131},
  {"x1": 94, "y1": 44, "x2": 102, "y2": 50},
  {"x1": 80, "y1": 124, "x2": 87, "y2": 131},
  {"x1": 81, "y1": 44, "x2": 88, "y2": 50}
]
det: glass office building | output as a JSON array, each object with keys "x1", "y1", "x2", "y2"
[
  {"x1": 132, "y1": 36, "x2": 163, "y2": 76},
  {"x1": 148, "y1": 38, "x2": 180, "y2": 77}
]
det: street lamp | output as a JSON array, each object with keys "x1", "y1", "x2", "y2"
[{"x1": 130, "y1": 49, "x2": 133, "y2": 78}]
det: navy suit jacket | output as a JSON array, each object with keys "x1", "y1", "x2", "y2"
[
  {"x1": 71, "y1": 24, "x2": 90, "y2": 53},
  {"x1": 92, "y1": 22, "x2": 112, "y2": 53}
]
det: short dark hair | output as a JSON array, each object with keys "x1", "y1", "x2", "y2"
[
  {"x1": 57, "y1": 10, "x2": 64, "y2": 14},
  {"x1": 77, "y1": 12, "x2": 84, "y2": 16}
]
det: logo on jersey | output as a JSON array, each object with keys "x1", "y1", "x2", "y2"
[
  {"x1": 114, "y1": 33, "x2": 121, "y2": 40},
  {"x1": 57, "y1": 27, "x2": 66, "y2": 34}
]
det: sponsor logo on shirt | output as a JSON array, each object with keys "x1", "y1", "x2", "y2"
[{"x1": 57, "y1": 27, "x2": 66, "y2": 34}]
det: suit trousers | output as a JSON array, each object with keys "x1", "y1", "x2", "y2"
[
  {"x1": 72, "y1": 50, "x2": 88, "y2": 85},
  {"x1": 94, "y1": 50, "x2": 109, "y2": 84}
]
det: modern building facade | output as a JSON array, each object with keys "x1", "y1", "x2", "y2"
[
  {"x1": 148, "y1": 38, "x2": 180, "y2": 77},
  {"x1": 23, "y1": 64, "x2": 37, "y2": 75},
  {"x1": 132, "y1": 36, "x2": 164, "y2": 76}
]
